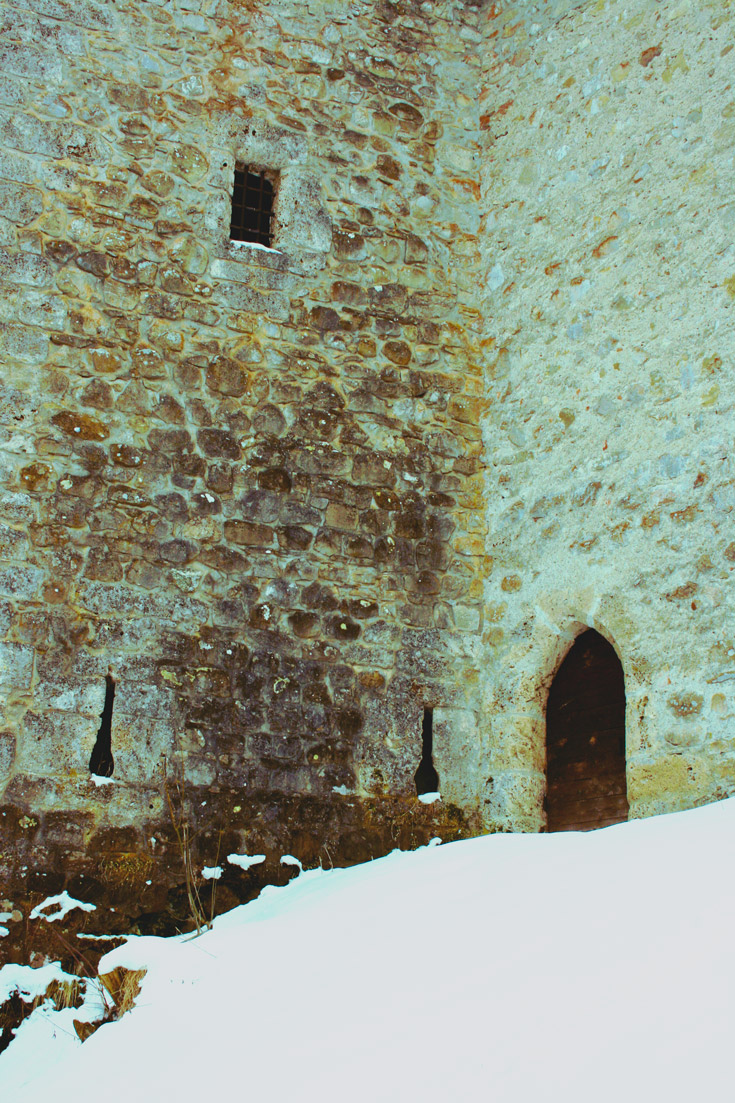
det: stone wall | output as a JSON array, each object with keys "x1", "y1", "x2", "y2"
[
  {"x1": 1, "y1": 0, "x2": 734, "y2": 958},
  {"x1": 0, "y1": 0, "x2": 487, "y2": 952},
  {"x1": 477, "y1": 0, "x2": 735, "y2": 829}
]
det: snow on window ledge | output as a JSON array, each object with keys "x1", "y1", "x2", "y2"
[{"x1": 228, "y1": 239, "x2": 283, "y2": 254}]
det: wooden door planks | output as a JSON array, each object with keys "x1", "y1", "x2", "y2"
[{"x1": 546, "y1": 629, "x2": 629, "y2": 832}]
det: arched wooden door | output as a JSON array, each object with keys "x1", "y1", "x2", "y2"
[{"x1": 545, "y1": 629, "x2": 628, "y2": 831}]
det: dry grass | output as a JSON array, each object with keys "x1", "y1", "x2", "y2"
[
  {"x1": 164, "y1": 768, "x2": 210, "y2": 934},
  {"x1": 98, "y1": 966, "x2": 147, "y2": 1017},
  {"x1": 72, "y1": 966, "x2": 147, "y2": 1043},
  {"x1": 1, "y1": 920, "x2": 148, "y2": 1054},
  {"x1": 46, "y1": 978, "x2": 85, "y2": 1012},
  {"x1": 164, "y1": 744, "x2": 223, "y2": 935},
  {"x1": 1, "y1": 976, "x2": 86, "y2": 1054}
]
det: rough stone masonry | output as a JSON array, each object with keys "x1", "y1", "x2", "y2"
[{"x1": 0, "y1": 0, "x2": 733, "y2": 955}]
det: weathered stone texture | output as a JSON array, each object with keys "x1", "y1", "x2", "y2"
[
  {"x1": 478, "y1": 0, "x2": 735, "y2": 828},
  {"x1": 0, "y1": 0, "x2": 733, "y2": 957},
  {"x1": 0, "y1": 0, "x2": 486, "y2": 953}
]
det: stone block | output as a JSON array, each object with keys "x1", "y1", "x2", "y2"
[
  {"x1": 0, "y1": 565, "x2": 44, "y2": 600},
  {"x1": 225, "y1": 519, "x2": 274, "y2": 549},
  {"x1": 452, "y1": 605, "x2": 481, "y2": 632},
  {"x1": 0, "y1": 181, "x2": 43, "y2": 226},
  {"x1": 0, "y1": 323, "x2": 49, "y2": 361},
  {"x1": 16, "y1": 710, "x2": 97, "y2": 777},
  {"x1": 0, "y1": 729, "x2": 16, "y2": 778}
]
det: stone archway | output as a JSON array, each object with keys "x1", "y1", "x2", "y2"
[{"x1": 545, "y1": 628, "x2": 628, "y2": 832}]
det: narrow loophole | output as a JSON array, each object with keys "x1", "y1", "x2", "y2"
[
  {"x1": 414, "y1": 707, "x2": 439, "y2": 797},
  {"x1": 89, "y1": 671, "x2": 116, "y2": 777}
]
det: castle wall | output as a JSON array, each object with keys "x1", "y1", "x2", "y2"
[
  {"x1": 477, "y1": 0, "x2": 735, "y2": 828},
  {"x1": 0, "y1": 0, "x2": 487, "y2": 946},
  {"x1": 1, "y1": 0, "x2": 734, "y2": 954}
]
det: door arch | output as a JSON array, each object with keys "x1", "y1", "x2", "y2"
[{"x1": 545, "y1": 628, "x2": 628, "y2": 831}]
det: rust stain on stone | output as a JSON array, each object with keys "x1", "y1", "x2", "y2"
[
  {"x1": 592, "y1": 235, "x2": 618, "y2": 258},
  {"x1": 640, "y1": 45, "x2": 662, "y2": 67}
]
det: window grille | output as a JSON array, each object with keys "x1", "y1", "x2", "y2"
[{"x1": 230, "y1": 166, "x2": 277, "y2": 247}]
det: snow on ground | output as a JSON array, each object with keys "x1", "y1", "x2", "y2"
[
  {"x1": 0, "y1": 963, "x2": 109, "y2": 1093},
  {"x1": 3, "y1": 798, "x2": 735, "y2": 1103}
]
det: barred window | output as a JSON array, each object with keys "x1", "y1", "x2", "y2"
[{"x1": 230, "y1": 166, "x2": 277, "y2": 247}]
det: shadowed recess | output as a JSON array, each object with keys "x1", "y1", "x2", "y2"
[
  {"x1": 546, "y1": 630, "x2": 628, "y2": 832},
  {"x1": 89, "y1": 672, "x2": 116, "y2": 778},
  {"x1": 414, "y1": 707, "x2": 439, "y2": 796},
  {"x1": 230, "y1": 166, "x2": 276, "y2": 247}
]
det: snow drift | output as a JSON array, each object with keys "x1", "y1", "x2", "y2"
[{"x1": 3, "y1": 797, "x2": 734, "y2": 1102}]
